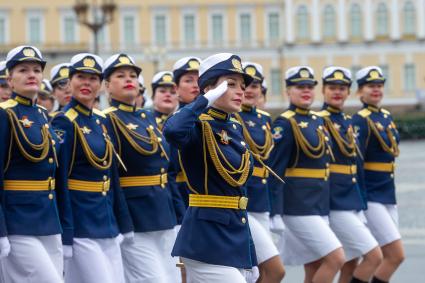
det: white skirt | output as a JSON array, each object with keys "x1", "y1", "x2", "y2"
[
  {"x1": 248, "y1": 212, "x2": 279, "y2": 264},
  {"x1": 281, "y1": 215, "x2": 342, "y2": 266},
  {"x1": 181, "y1": 257, "x2": 247, "y2": 283},
  {"x1": 2, "y1": 234, "x2": 63, "y2": 283},
  {"x1": 364, "y1": 202, "x2": 401, "y2": 246},
  {"x1": 65, "y1": 237, "x2": 125, "y2": 283},
  {"x1": 121, "y1": 229, "x2": 180, "y2": 283},
  {"x1": 329, "y1": 210, "x2": 379, "y2": 261}
]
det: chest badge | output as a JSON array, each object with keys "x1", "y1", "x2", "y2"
[
  {"x1": 19, "y1": 116, "x2": 34, "y2": 128},
  {"x1": 246, "y1": 120, "x2": 256, "y2": 127},
  {"x1": 126, "y1": 123, "x2": 138, "y2": 130},
  {"x1": 298, "y1": 121, "x2": 309, "y2": 129},
  {"x1": 217, "y1": 130, "x2": 232, "y2": 145},
  {"x1": 81, "y1": 126, "x2": 92, "y2": 135},
  {"x1": 375, "y1": 122, "x2": 384, "y2": 131}
]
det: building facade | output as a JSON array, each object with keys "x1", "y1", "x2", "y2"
[{"x1": 0, "y1": 0, "x2": 424, "y2": 110}]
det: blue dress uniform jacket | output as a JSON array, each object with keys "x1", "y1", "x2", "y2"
[
  {"x1": 51, "y1": 98, "x2": 133, "y2": 245},
  {"x1": 268, "y1": 104, "x2": 332, "y2": 216},
  {"x1": 352, "y1": 103, "x2": 400, "y2": 204},
  {"x1": 234, "y1": 105, "x2": 273, "y2": 213},
  {"x1": 103, "y1": 99, "x2": 177, "y2": 232},
  {"x1": 163, "y1": 96, "x2": 257, "y2": 269},
  {"x1": 318, "y1": 105, "x2": 365, "y2": 211},
  {"x1": 0, "y1": 93, "x2": 70, "y2": 237}
]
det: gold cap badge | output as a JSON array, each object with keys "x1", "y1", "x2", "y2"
[
  {"x1": 333, "y1": 71, "x2": 343, "y2": 79},
  {"x1": 188, "y1": 60, "x2": 200, "y2": 69},
  {"x1": 118, "y1": 56, "x2": 131, "y2": 64},
  {"x1": 23, "y1": 48, "x2": 35, "y2": 57},
  {"x1": 83, "y1": 58, "x2": 96, "y2": 68},
  {"x1": 162, "y1": 74, "x2": 173, "y2": 82},
  {"x1": 245, "y1": 66, "x2": 256, "y2": 77},
  {"x1": 369, "y1": 70, "x2": 380, "y2": 79},
  {"x1": 232, "y1": 58, "x2": 242, "y2": 71},
  {"x1": 59, "y1": 67, "x2": 69, "y2": 77},
  {"x1": 300, "y1": 69, "x2": 310, "y2": 78}
]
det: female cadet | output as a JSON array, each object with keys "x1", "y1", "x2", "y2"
[
  {"x1": 352, "y1": 66, "x2": 404, "y2": 283},
  {"x1": 0, "y1": 45, "x2": 69, "y2": 282},
  {"x1": 51, "y1": 53, "x2": 133, "y2": 283},
  {"x1": 318, "y1": 67, "x2": 382, "y2": 283},
  {"x1": 0, "y1": 61, "x2": 11, "y2": 102},
  {"x1": 268, "y1": 66, "x2": 345, "y2": 283},
  {"x1": 50, "y1": 63, "x2": 72, "y2": 112},
  {"x1": 37, "y1": 79, "x2": 55, "y2": 113},
  {"x1": 163, "y1": 53, "x2": 256, "y2": 282},
  {"x1": 151, "y1": 71, "x2": 179, "y2": 130},
  {"x1": 233, "y1": 61, "x2": 285, "y2": 283},
  {"x1": 102, "y1": 53, "x2": 180, "y2": 283}
]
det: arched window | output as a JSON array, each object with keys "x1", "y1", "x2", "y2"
[
  {"x1": 376, "y1": 2, "x2": 388, "y2": 36},
  {"x1": 403, "y1": 1, "x2": 416, "y2": 35},
  {"x1": 297, "y1": 5, "x2": 309, "y2": 40},
  {"x1": 350, "y1": 3, "x2": 362, "y2": 38},
  {"x1": 323, "y1": 5, "x2": 336, "y2": 39}
]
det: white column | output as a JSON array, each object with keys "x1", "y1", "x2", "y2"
[
  {"x1": 311, "y1": 0, "x2": 320, "y2": 43},
  {"x1": 417, "y1": 0, "x2": 425, "y2": 38},
  {"x1": 337, "y1": 0, "x2": 347, "y2": 42},
  {"x1": 391, "y1": 0, "x2": 400, "y2": 40},
  {"x1": 285, "y1": 0, "x2": 294, "y2": 43},
  {"x1": 364, "y1": 0, "x2": 374, "y2": 41}
]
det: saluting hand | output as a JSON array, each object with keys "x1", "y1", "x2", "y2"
[{"x1": 204, "y1": 80, "x2": 228, "y2": 107}]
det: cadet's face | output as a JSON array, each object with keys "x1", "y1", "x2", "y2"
[
  {"x1": 106, "y1": 67, "x2": 139, "y2": 105},
  {"x1": 0, "y1": 82, "x2": 11, "y2": 102},
  {"x1": 359, "y1": 83, "x2": 384, "y2": 106},
  {"x1": 243, "y1": 81, "x2": 261, "y2": 107},
  {"x1": 8, "y1": 62, "x2": 43, "y2": 98},
  {"x1": 256, "y1": 94, "x2": 266, "y2": 109},
  {"x1": 322, "y1": 84, "x2": 350, "y2": 110},
  {"x1": 212, "y1": 74, "x2": 245, "y2": 113},
  {"x1": 53, "y1": 80, "x2": 72, "y2": 107},
  {"x1": 153, "y1": 85, "x2": 178, "y2": 114},
  {"x1": 287, "y1": 84, "x2": 315, "y2": 108},
  {"x1": 37, "y1": 97, "x2": 54, "y2": 112},
  {"x1": 70, "y1": 72, "x2": 101, "y2": 109},
  {"x1": 177, "y1": 72, "x2": 200, "y2": 104}
]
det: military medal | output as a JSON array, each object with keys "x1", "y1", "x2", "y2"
[
  {"x1": 126, "y1": 123, "x2": 138, "y2": 130},
  {"x1": 217, "y1": 129, "x2": 232, "y2": 145},
  {"x1": 298, "y1": 121, "x2": 309, "y2": 129},
  {"x1": 246, "y1": 120, "x2": 256, "y2": 127},
  {"x1": 81, "y1": 126, "x2": 92, "y2": 134},
  {"x1": 19, "y1": 116, "x2": 34, "y2": 128}
]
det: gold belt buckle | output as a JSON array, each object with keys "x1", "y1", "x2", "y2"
[
  {"x1": 102, "y1": 179, "x2": 110, "y2": 195},
  {"x1": 48, "y1": 178, "x2": 55, "y2": 190},
  {"x1": 160, "y1": 174, "x2": 166, "y2": 188},
  {"x1": 238, "y1": 197, "x2": 248, "y2": 209}
]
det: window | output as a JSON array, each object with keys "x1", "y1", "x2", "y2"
[
  {"x1": 123, "y1": 15, "x2": 136, "y2": 45},
  {"x1": 63, "y1": 16, "x2": 76, "y2": 43},
  {"x1": 27, "y1": 13, "x2": 42, "y2": 44},
  {"x1": 183, "y1": 14, "x2": 196, "y2": 46},
  {"x1": 376, "y1": 3, "x2": 388, "y2": 37},
  {"x1": 98, "y1": 26, "x2": 107, "y2": 46},
  {"x1": 268, "y1": 13, "x2": 280, "y2": 43},
  {"x1": 404, "y1": 64, "x2": 416, "y2": 91},
  {"x1": 240, "y1": 13, "x2": 251, "y2": 44},
  {"x1": 296, "y1": 5, "x2": 309, "y2": 40},
  {"x1": 271, "y1": 69, "x2": 282, "y2": 96},
  {"x1": 154, "y1": 14, "x2": 167, "y2": 46},
  {"x1": 211, "y1": 14, "x2": 223, "y2": 45},
  {"x1": 350, "y1": 4, "x2": 362, "y2": 38},
  {"x1": 403, "y1": 1, "x2": 416, "y2": 36},
  {"x1": 323, "y1": 5, "x2": 336, "y2": 39},
  {"x1": 0, "y1": 16, "x2": 6, "y2": 44}
]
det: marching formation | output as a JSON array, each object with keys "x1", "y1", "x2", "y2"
[{"x1": 0, "y1": 45, "x2": 404, "y2": 283}]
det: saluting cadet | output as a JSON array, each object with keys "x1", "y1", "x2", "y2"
[
  {"x1": 163, "y1": 53, "x2": 256, "y2": 282},
  {"x1": 233, "y1": 61, "x2": 284, "y2": 283},
  {"x1": 37, "y1": 79, "x2": 55, "y2": 113},
  {"x1": 0, "y1": 61, "x2": 11, "y2": 102},
  {"x1": 102, "y1": 53, "x2": 180, "y2": 283},
  {"x1": 318, "y1": 67, "x2": 382, "y2": 283},
  {"x1": 0, "y1": 45, "x2": 69, "y2": 282},
  {"x1": 51, "y1": 53, "x2": 133, "y2": 283},
  {"x1": 50, "y1": 63, "x2": 71, "y2": 112},
  {"x1": 151, "y1": 71, "x2": 178, "y2": 129},
  {"x1": 268, "y1": 66, "x2": 345, "y2": 283},
  {"x1": 352, "y1": 67, "x2": 404, "y2": 283}
]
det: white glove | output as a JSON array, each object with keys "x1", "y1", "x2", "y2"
[
  {"x1": 0, "y1": 237, "x2": 11, "y2": 258},
  {"x1": 269, "y1": 215, "x2": 285, "y2": 234},
  {"x1": 204, "y1": 81, "x2": 228, "y2": 107},
  {"x1": 122, "y1": 231, "x2": 135, "y2": 244},
  {"x1": 63, "y1": 245, "x2": 73, "y2": 259}
]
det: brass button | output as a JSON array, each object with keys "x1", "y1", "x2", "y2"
[
  {"x1": 241, "y1": 141, "x2": 246, "y2": 146},
  {"x1": 48, "y1": 193, "x2": 54, "y2": 200},
  {"x1": 326, "y1": 163, "x2": 330, "y2": 168},
  {"x1": 262, "y1": 179, "x2": 267, "y2": 184},
  {"x1": 319, "y1": 126, "x2": 323, "y2": 130},
  {"x1": 325, "y1": 136, "x2": 329, "y2": 141},
  {"x1": 160, "y1": 168, "x2": 165, "y2": 173},
  {"x1": 103, "y1": 175, "x2": 108, "y2": 181},
  {"x1": 326, "y1": 149, "x2": 330, "y2": 155},
  {"x1": 257, "y1": 114, "x2": 261, "y2": 118},
  {"x1": 390, "y1": 173, "x2": 394, "y2": 179},
  {"x1": 48, "y1": 158, "x2": 54, "y2": 164},
  {"x1": 44, "y1": 124, "x2": 49, "y2": 129},
  {"x1": 352, "y1": 177, "x2": 357, "y2": 183},
  {"x1": 96, "y1": 119, "x2": 100, "y2": 125},
  {"x1": 158, "y1": 137, "x2": 162, "y2": 142},
  {"x1": 312, "y1": 115, "x2": 317, "y2": 120},
  {"x1": 102, "y1": 191, "x2": 107, "y2": 196},
  {"x1": 51, "y1": 140, "x2": 56, "y2": 145},
  {"x1": 233, "y1": 124, "x2": 237, "y2": 130},
  {"x1": 103, "y1": 161, "x2": 108, "y2": 166},
  {"x1": 161, "y1": 183, "x2": 166, "y2": 189},
  {"x1": 160, "y1": 152, "x2": 165, "y2": 157},
  {"x1": 262, "y1": 125, "x2": 267, "y2": 130},
  {"x1": 141, "y1": 113, "x2": 146, "y2": 119},
  {"x1": 324, "y1": 177, "x2": 328, "y2": 181},
  {"x1": 241, "y1": 217, "x2": 247, "y2": 224},
  {"x1": 149, "y1": 125, "x2": 154, "y2": 130}
]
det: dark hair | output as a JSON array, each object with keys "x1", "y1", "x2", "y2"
[{"x1": 200, "y1": 77, "x2": 219, "y2": 94}]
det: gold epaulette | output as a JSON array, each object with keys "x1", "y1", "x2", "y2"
[
  {"x1": 199, "y1": 113, "x2": 214, "y2": 121},
  {"x1": 381, "y1": 108, "x2": 391, "y2": 115},
  {"x1": 257, "y1": 109, "x2": 270, "y2": 117},
  {"x1": 280, "y1": 110, "x2": 295, "y2": 119},
  {"x1": 0, "y1": 99, "x2": 18, "y2": 109},
  {"x1": 357, "y1": 108, "x2": 371, "y2": 118},
  {"x1": 49, "y1": 111, "x2": 61, "y2": 118},
  {"x1": 230, "y1": 117, "x2": 241, "y2": 125},
  {"x1": 315, "y1": 110, "x2": 330, "y2": 117},
  {"x1": 65, "y1": 108, "x2": 79, "y2": 122},
  {"x1": 36, "y1": 104, "x2": 47, "y2": 111},
  {"x1": 345, "y1": 114, "x2": 352, "y2": 119},
  {"x1": 103, "y1": 106, "x2": 117, "y2": 115},
  {"x1": 93, "y1": 108, "x2": 106, "y2": 118}
]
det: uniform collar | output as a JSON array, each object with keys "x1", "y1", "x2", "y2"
[
  {"x1": 206, "y1": 107, "x2": 230, "y2": 121},
  {"x1": 111, "y1": 99, "x2": 136, "y2": 113},
  {"x1": 363, "y1": 102, "x2": 380, "y2": 113},
  {"x1": 323, "y1": 103, "x2": 342, "y2": 114},
  {"x1": 12, "y1": 93, "x2": 35, "y2": 106},
  {"x1": 289, "y1": 103, "x2": 310, "y2": 115},
  {"x1": 179, "y1": 101, "x2": 188, "y2": 109},
  {"x1": 70, "y1": 98, "x2": 92, "y2": 116},
  {"x1": 241, "y1": 104, "x2": 256, "y2": 113},
  {"x1": 154, "y1": 110, "x2": 169, "y2": 120}
]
